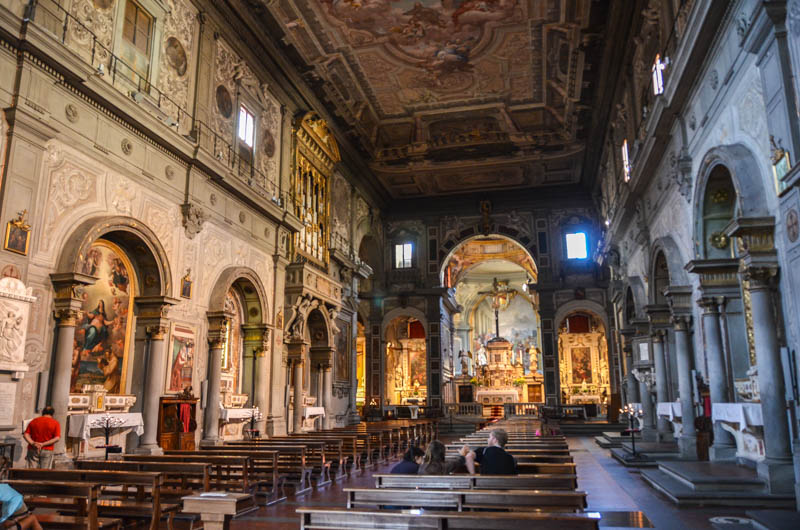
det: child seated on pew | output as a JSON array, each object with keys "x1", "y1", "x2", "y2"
[
  {"x1": 390, "y1": 446, "x2": 424, "y2": 474},
  {"x1": 418, "y1": 441, "x2": 468, "y2": 475}
]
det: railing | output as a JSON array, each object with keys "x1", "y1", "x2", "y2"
[
  {"x1": 503, "y1": 402, "x2": 541, "y2": 417},
  {"x1": 445, "y1": 402, "x2": 484, "y2": 417},
  {"x1": 27, "y1": 0, "x2": 192, "y2": 130},
  {"x1": 24, "y1": 0, "x2": 293, "y2": 215}
]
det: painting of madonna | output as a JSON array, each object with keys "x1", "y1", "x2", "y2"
[{"x1": 71, "y1": 240, "x2": 134, "y2": 394}]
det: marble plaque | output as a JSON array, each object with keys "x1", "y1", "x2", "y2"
[
  {"x1": 638, "y1": 342, "x2": 649, "y2": 362},
  {"x1": 0, "y1": 382, "x2": 16, "y2": 426}
]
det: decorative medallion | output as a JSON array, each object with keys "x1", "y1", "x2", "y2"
[
  {"x1": 216, "y1": 85, "x2": 233, "y2": 119},
  {"x1": 709, "y1": 231, "x2": 730, "y2": 250},
  {"x1": 165, "y1": 37, "x2": 188, "y2": 77},
  {"x1": 165, "y1": 165, "x2": 175, "y2": 180},
  {"x1": 210, "y1": 193, "x2": 217, "y2": 206},
  {"x1": 65, "y1": 104, "x2": 79, "y2": 123},
  {"x1": 239, "y1": 211, "x2": 246, "y2": 223},
  {"x1": 121, "y1": 138, "x2": 133, "y2": 156},
  {"x1": 787, "y1": 208, "x2": 799, "y2": 243}
]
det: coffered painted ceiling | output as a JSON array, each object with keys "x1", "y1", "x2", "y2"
[{"x1": 249, "y1": 0, "x2": 616, "y2": 198}]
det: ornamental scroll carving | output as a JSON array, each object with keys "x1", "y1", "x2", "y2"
[{"x1": 181, "y1": 202, "x2": 207, "y2": 240}]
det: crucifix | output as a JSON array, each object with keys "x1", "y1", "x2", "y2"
[{"x1": 479, "y1": 277, "x2": 514, "y2": 339}]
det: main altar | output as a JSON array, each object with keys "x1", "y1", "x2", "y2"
[{"x1": 454, "y1": 278, "x2": 543, "y2": 411}]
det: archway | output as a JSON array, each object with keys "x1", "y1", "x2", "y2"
[
  {"x1": 442, "y1": 234, "x2": 542, "y2": 410},
  {"x1": 384, "y1": 315, "x2": 427, "y2": 406},
  {"x1": 556, "y1": 309, "x2": 610, "y2": 414}
]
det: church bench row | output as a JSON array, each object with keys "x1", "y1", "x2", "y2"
[
  {"x1": 219, "y1": 441, "x2": 329, "y2": 491},
  {"x1": 75, "y1": 460, "x2": 211, "y2": 498},
  {"x1": 440, "y1": 458, "x2": 577, "y2": 475},
  {"x1": 344, "y1": 487, "x2": 588, "y2": 512},
  {"x1": 7, "y1": 468, "x2": 177, "y2": 530},
  {"x1": 446, "y1": 450, "x2": 574, "y2": 465},
  {"x1": 296, "y1": 506, "x2": 600, "y2": 529},
  {"x1": 225, "y1": 438, "x2": 341, "y2": 481},
  {"x1": 447, "y1": 444, "x2": 570, "y2": 454},
  {"x1": 374, "y1": 473, "x2": 579, "y2": 491},
  {"x1": 3, "y1": 479, "x2": 122, "y2": 530},
  {"x1": 164, "y1": 449, "x2": 287, "y2": 504}
]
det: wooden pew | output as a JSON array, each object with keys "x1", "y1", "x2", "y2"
[
  {"x1": 75, "y1": 459, "x2": 211, "y2": 497},
  {"x1": 374, "y1": 473, "x2": 578, "y2": 491},
  {"x1": 164, "y1": 449, "x2": 286, "y2": 505},
  {"x1": 221, "y1": 441, "x2": 318, "y2": 493},
  {"x1": 120, "y1": 455, "x2": 258, "y2": 516},
  {"x1": 4, "y1": 479, "x2": 121, "y2": 530},
  {"x1": 8, "y1": 468, "x2": 177, "y2": 530},
  {"x1": 267, "y1": 435, "x2": 347, "y2": 479},
  {"x1": 345, "y1": 487, "x2": 587, "y2": 512},
  {"x1": 297, "y1": 507, "x2": 600, "y2": 529}
]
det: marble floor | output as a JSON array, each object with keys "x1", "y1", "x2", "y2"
[{"x1": 229, "y1": 437, "x2": 760, "y2": 529}]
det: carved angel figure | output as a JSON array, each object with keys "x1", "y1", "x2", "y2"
[{"x1": 0, "y1": 310, "x2": 24, "y2": 362}]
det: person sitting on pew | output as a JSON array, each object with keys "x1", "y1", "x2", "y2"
[
  {"x1": 464, "y1": 428, "x2": 517, "y2": 475},
  {"x1": 418, "y1": 441, "x2": 468, "y2": 475},
  {"x1": 0, "y1": 484, "x2": 41, "y2": 530},
  {"x1": 390, "y1": 446, "x2": 424, "y2": 474}
]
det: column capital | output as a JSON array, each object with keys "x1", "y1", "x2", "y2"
[
  {"x1": 135, "y1": 295, "x2": 180, "y2": 320},
  {"x1": 697, "y1": 296, "x2": 721, "y2": 313},
  {"x1": 650, "y1": 329, "x2": 665, "y2": 342},
  {"x1": 671, "y1": 314, "x2": 692, "y2": 331},
  {"x1": 207, "y1": 310, "x2": 233, "y2": 349},
  {"x1": 146, "y1": 324, "x2": 169, "y2": 340},
  {"x1": 664, "y1": 285, "x2": 693, "y2": 318},
  {"x1": 742, "y1": 264, "x2": 780, "y2": 289},
  {"x1": 686, "y1": 259, "x2": 741, "y2": 290},
  {"x1": 53, "y1": 307, "x2": 81, "y2": 327}
]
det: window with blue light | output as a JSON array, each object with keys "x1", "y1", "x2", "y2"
[{"x1": 565, "y1": 232, "x2": 588, "y2": 259}]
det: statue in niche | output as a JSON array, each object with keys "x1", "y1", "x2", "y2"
[{"x1": 476, "y1": 346, "x2": 488, "y2": 367}]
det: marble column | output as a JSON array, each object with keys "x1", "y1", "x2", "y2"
[
  {"x1": 651, "y1": 331, "x2": 672, "y2": 441},
  {"x1": 293, "y1": 358, "x2": 304, "y2": 433},
  {"x1": 672, "y1": 315, "x2": 697, "y2": 459},
  {"x1": 244, "y1": 325, "x2": 270, "y2": 434},
  {"x1": 202, "y1": 313, "x2": 230, "y2": 446},
  {"x1": 698, "y1": 296, "x2": 736, "y2": 460},
  {"x1": 322, "y1": 363, "x2": 332, "y2": 429},
  {"x1": 137, "y1": 324, "x2": 169, "y2": 454},
  {"x1": 49, "y1": 273, "x2": 95, "y2": 461},
  {"x1": 746, "y1": 266, "x2": 794, "y2": 492}
]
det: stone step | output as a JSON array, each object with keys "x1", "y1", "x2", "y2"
[
  {"x1": 746, "y1": 509, "x2": 800, "y2": 530},
  {"x1": 620, "y1": 441, "x2": 679, "y2": 458},
  {"x1": 658, "y1": 461, "x2": 767, "y2": 492},
  {"x1": 610, "y1": 447, "x2": 658, "y2": 467},
  {"x1": 640, "y1": 469, "x2": 796, "y2": 508}
]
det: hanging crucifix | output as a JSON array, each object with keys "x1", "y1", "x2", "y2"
[{"x1": 479, "y1": 277, "x2": 514, "y2": 339}]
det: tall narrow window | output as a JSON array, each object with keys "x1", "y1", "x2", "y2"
[
  {"x1": 565, "y1": 232, "x2": 588, "y2": 260},
  {"x1": 652, "y1": 54, "x2": 666, "y2": 95},
  {"x1": 238, "y1": 105, "x2": 255, "y2": 148},
  {"x1": 622, "y1": 139, "x2": 631, "y2": 182},
  {"x1": 123, "y1": 1, "x2": 152, "y2": 55},
  {"x1": 395, "y1": 243, "x2": 413, "y2": 269}
]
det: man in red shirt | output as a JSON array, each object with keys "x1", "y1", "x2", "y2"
[{"x1": 23, "y1": 406, "x2": 60, "y2": 469}]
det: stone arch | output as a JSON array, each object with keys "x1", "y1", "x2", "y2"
[
  {"x1": 208, "y1": 267, "x2": 271, "y2": 326},
  {"x1": 439, "y1": 233, "x2": 538, "y2": 287},
  {"x1": 56, "y1": 215, "x2": 172, "y2": 297},
  {"x1": 649, "y1": 236, "x2": 689, "y2": 303},
  {"x1": 622, "y1": 277, "x2": 647, "y2": 326},
  {"x1": 692, "y1": 144, "x2": 770, "y2": 258},
  {"x1": 554, "y1": 300, "x2": 609, "y2": 332},
  {"x1": 381, "y1": 306, "x2": 428, "y2": 333}
]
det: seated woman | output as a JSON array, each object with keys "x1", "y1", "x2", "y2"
[
  {"x1": 417, "y1": 440, "x2": 469, "y2": 475},
  {"x1": 390, "y1": 446, "x2": 425, "y2": 474}
]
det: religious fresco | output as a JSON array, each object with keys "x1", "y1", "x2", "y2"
[
  {"x1": 166, "y1": 325, "x2": 195, "y2": 393},
  {"x1": 72, "y1": 240, "x2": 134, "y2": 394}
]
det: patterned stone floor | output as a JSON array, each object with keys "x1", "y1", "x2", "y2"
[{"x1": 229, "y1": 436, "x2": 758, "y2": 529}]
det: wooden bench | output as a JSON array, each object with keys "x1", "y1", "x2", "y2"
[
  {"x1": 4, "y1": 479, "x2": 121, "y2": 530},
  {"x1": 265, "y1": 436, "x2": 348, "y2": 479},
  {"x1": 75, "y1": 459, "x2": 211, "y2": 497},
  {"x1": 220, "y1": 442, "x2": 316, "y2": 494},
  {"x1": 297, "y1": 507, "x2": 600, "y2": 529},
  {"x1": 374, "y1": 473, "x2": 578, "y2": 491},
  {"x1": 164, "y1": 449, "x2": 285, "y2": 505},
  {"x1": 345, "y1": 487, "x2": 587, "y2": 512},
  {"x1": 8, "y1": 468, "x2": 178, "y2": 530},
  {"x1": 121, "y1": 454, "x2": 259, "y2": 513}
]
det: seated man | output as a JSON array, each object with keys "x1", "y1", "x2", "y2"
[{"x1": 464, "y1": 428, "x2": 517, "y2": 475}]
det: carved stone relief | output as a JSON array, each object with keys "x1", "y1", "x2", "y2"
[
  {"x1": 181, "y1": 202, "x2": 207, "y2": 240},
  {"x1": 0, "y1": 277, "x2": 36, "y2": 373},
  {"x1": 157, "y1": 0, "x2": 198, "y2": 116}
]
